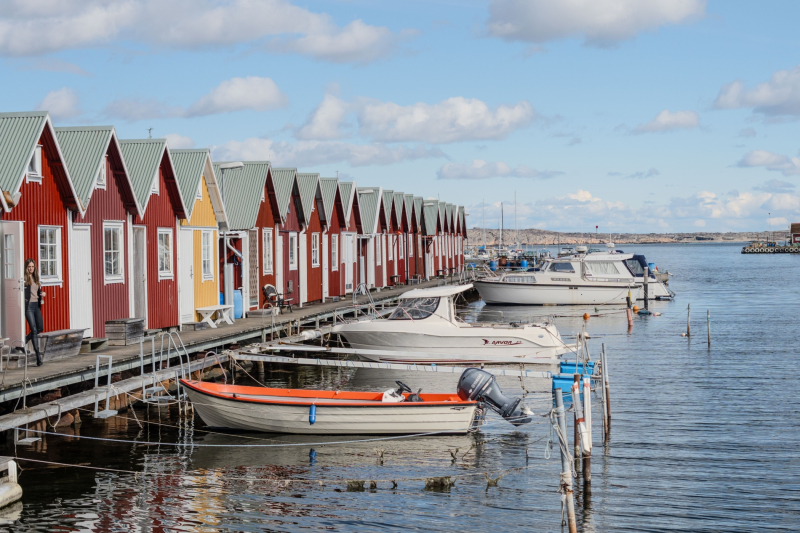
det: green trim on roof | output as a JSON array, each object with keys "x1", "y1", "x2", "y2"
[
  {"x1": 422, "y1": 199, "x2": 439, "y2": 236},
  {"x1": 357, "y1": 187, "x2": 381, "y2": 234},
  {"x1": 339, "y1": 181, "x2": 356, "y2": 224},
  {"x1": 0, "y1": 112, "x2": 49, "y2": 197},
  {"x1": 320, "y1": 177, "x2": 339, "y2": 224},
  {"x1": 213, "y1": 161, "x2": 269, "y2": 230},
  {"x1": 413, "y1": 197, "x2": 423, "y2": 228},
  {"x1": 271, "y1": 168, "x2": 296, "y2": 222},
  {"x1": 381, "y1": 189, "x2": 393, "y2": 230},
  {"x1": 403, "y1": 194, "x2": 414, "y2": 228},
  {"x1": 54, "y1": 126, "x2": 113, "y2": 207},
  {"x1": 296, "y1": 173, "x2": 321, "y2": 225},
  {"x1": 170, "y1": 149, "x2": 208, "y2": 220},
  {"x1": 119, "y1": 138, "x2": 170, "y2": 211}
]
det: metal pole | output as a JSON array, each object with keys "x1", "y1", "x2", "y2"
[
  {"x1": 599, "y1": 343, "x2": 608, "y2": 440},
  {"x1": 643, "y1": 266, "x2": 649, "y2": 311},
  {"x1": 707, "y1": 309, "x2": 711, "y2": 346},
  {"x1": 582, "y1": 375, "x2": 592, "y2": 488},
  {"x1": 687, "y1": 303, "x2": 691, "y2": 336},
  {"x1": 572, "y1": 375, "x2": 590, "y2": 472},
  {"x1": 554, "y1": 389, "x2": 577, "y2": 533},
  {"x1": 601, "y1": 346, "x2": 611, "y2": 435}
]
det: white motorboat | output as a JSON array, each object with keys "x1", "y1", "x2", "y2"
[
  {"x1": 331, "y1": 284, "x2": 574, "y2": 363},
  {"x1": 621, "y1": 253, "x2": 674, "y2": 300},
  {"x1": 180, "y1": 368, "x2": 532, "y2": 434}
]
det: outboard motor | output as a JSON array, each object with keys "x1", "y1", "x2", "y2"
[{"x1": 457, "y1": 368, "x2": 532, "y2": 426}]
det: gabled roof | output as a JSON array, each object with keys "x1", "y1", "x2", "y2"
[
  {"x1": 55, "y1": 125, "x2": 141, "y2": 217},
  {"x1": 119, "y1": 138, "x2": 187, "y2": 217},
  {"x1": 459, "y1": 206, "x2": 466, "y2": 237},
  {"x1": 320, "y1": 177, "x2": 339, "y2": 225},
  {"x1": 446, "y1": 203, "x2": 455, "y2": 233},
  {"x1": 393, "y1": 191, "x2": 405, "y2": 230},
  {"x1": 297, "y1": 172, "x2": 323, "y2": 226},
  {"x1": 381, "y1": 189, "x2": 394, "y2": 231},
  {"x1": 0, "y1": 111, "x2": 81, "y2": 213},
  {"x1": 403, "y1": 193, "x2": 414, "y2": 229},
  {"x1": 212, "y1": 161, "x2": 269, "y2": 231},
  {"x1": 173, "y1": 149, "x2": 228, "y2": 228},
  {"x1": 413, "y1": 196, "x2": 423, "y2": 228},
  {"x1": 438, "y1": 201, "x2": 447, "y2": 232},
  {"x1": 271, "y1": 168, "x2": 297, "y2": 223},
  {"x1": 339, "y1": 181, "x2": 357, "y2": 227},
  {"x1": 422, "y1": 199, "x2": 439, "y2": 236},
  {"x1": 357, "y1": 187, "x2": 382, "y2": 234}
]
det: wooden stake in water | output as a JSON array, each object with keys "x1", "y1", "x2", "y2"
[
  {"x1": 583, "y1": 375, "x2": 593, "y2": 488},
  {"x1": 687, "y1": 303, "x2": 691, "y2": 337},
  {"x1": 599, "y1": 343, "x2": 608, "y2": 440},
  {"x1": 643, "y1": 266, "x2": 649, "y2": 311},
  {"x1": 707, "y1": 309, "x2": 711, "y2": 346},
  {"x1": 601, "y1": 345, "x2": 611, "y2": 435},
  {"x1": 554, "y1": 389, "x2": 577, "y2": 533}
]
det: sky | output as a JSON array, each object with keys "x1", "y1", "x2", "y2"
[{"x1": 2, "y1": 0, "x2": 800, "y2": 233}]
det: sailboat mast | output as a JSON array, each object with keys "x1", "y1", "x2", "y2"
[
  {"x1": 482, "y1": 199, "x2": 485, "y2": 249},
  {"x1": 514, "y1": 191, "x2": 518, "y2": 247},
  {"x1": 500, "y1": 203, "x2": 503, "y2": 249}
]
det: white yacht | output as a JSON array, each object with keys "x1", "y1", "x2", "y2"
[
  {"x1": 622, "y1": 253, "x2": 674, "y2": 300},
  {"x1": 330, "y1": 284, "x2": 574, "y2": 364}
]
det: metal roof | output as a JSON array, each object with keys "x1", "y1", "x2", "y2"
[
  {"x1": 422, "y1": 199, "x2": 439, "y2": 235},
  {"x1": 339, "y1": 181, "x2": 355, "y2": 222},
  {"x1": 438, "y1": 202, "x2": 447, "y2": 232},
  {"x1": 446, "y1": 203, "x2": 455, "y2": 233},
  {"x1": 393, "y1": 191, "x2": 405, "y2": 229},
  {"x1": 297, "y1": 172, "x2": 322, "y2": 225},
  {"x1": 459, "y1": 206, "x2": 466, "y2": 235},
  {"x1": 54, "y1": 126, "x2": 114, "y2": 207},
  {"x1": 173, "y1": 149, "x2": 227, "y2": 228},
  {"x1": 320, "y1": 177, "x2": 339, "y2": 224},
  {"x1": 381, "y1": 189, "x2": 394, "y2": 230},
  {"x1": 212, "y1": 161, "x2": 269, "y2": 230},
  {"x1": 403, "y1": 194, "x2": 414, "y2": 228},
  {"x1": 119, "y1": 138, "x2": 187, "y2": 215},
  {"x1": 400, "y1": 283, "x2": 472, "y2": 299},
  {"x1": 271, "y1": 168, "x2": 297, "y2": 223},
  {"x1": 357, "y1": 187, "x2": 382, "y2": 234},
  {"x1": 413, "y1": 196, "x2": 423, "y2": 228}
]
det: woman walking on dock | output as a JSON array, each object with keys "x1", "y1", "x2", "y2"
[{"x1": 24, "y1": 259, "x2": 45, "y2": 366}]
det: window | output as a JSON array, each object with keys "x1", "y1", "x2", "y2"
[
  {"x1": 103, "y1": 223, "x2": 123, "y2": 283},
  {"x1": 331, "y1": 234, "x2": 339, "y2": 271},
  {"x1": 151, "y1": 171, "x2": 159, "y2": 195},
  {"x1": 388, "y1": 235, "x2": 393, "y2": 261},
  {"x1": 288, "y1": 233, "x2": 298, "y2": 270},
  {"x1": 408, "y1": 235, "x2": 413, "y2": 257},
  {"x1": 262, "y1": 228, "x2": 273, "y2": 274},
  {"x1": 388, "y1": 297, "x2": 440, "y2": 320},
  {"x1": 311, "y1": 233, "x2": 320, "y2": 267},
  {"x1": 504, "y1": 275, "x2": 537, "y2": 284},
  {"x1": 157, "y1": 228, "x2": 173, "y2": 279},
  {"x1": 202, "y1": 231, "x2": 214, "y2": 280},
  {"x1": 585, "y1": 261, "x2": 620, "y2": 276},
  {"x1": 548, "y1": 262, "x2": 575, "y2": 273},
  {"x1": 261, "y1": 187, "x2": 265, "y2": 203},
  {"x1": 196, "y1": 179, "x2": 203, "y2": 201},
  {"x1": 399, "y1": 234, "x2": 404, "y2": 259},
  {"x1": 27, "y1": 145, "x2": 42, "y2": 183},
  {"x1": 4, "y1": 235, "x2": 14, "y2": 279},
  {"x1": 376, "y1": 235, "x2": 381, "y2": 265},
  {"x1": 38, "y1": 226, "x2": 62, "y2": 282},
  {"x1": 96, "y1": 157, "x2": 107, "y2": 189}
]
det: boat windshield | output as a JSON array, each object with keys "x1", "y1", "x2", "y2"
[
  {"x1": 547, "y1": 262, "x2": 575, "y2": 273},
  {"x1": 388, "y1": 297, "x2": 440, "y2": 320}
]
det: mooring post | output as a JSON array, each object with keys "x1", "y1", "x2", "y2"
[
  {"x1": 572, "y1": 375, "x2": 590, "y2": 473},
  {"x1": 687, "y1": 303, "x2": 691, "y2": 336},
  {"x1": 583, "y1": 375, "x2": 592, "y2": 488},
  {"x1": 554, "y1": 389, "x2": 578, "y2": 533},
  {"x1": 626, "y1": 308, "x2": 633, "y2": 328},
  {"x1": 643, "y1": 266, "x2": 649, "y2": 311},
  {"x1": 599, "y1": 343, "x2": 609, "y2": 440},
  {"x1": 601, "y1": 345, "x2": 611, "y2": 435},
  {"x1": 707, "y1": 309, "x2": 711, "y2": 347}
]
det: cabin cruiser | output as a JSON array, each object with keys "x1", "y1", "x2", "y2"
[
  {"x1": 474, "y1": 245, "x2": 673, "y2": 305},
  {"x1": 623, "y1": 253, "x2": 674, "y2": 300},
  {"x1": 330, "y1": 284, "x2": 574, "y2": 364}
]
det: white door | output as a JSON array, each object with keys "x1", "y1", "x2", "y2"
[
  {"x1": 70, "y1": 225, "x2": 94, "y2": 337},
  {"x1": 1, "y1": 221, "x2": 24, "y2": 344},
  {"x1": 132, "y1": 227, "x2": 147, "y2": 325},
  {"x1": 275, "y1": 226, "x2": 283, "y2": 293},
  {"x1": 299, "y1": 231, "x2": 307, "y2": 305},
  {"x1": 179, "y1": 228, "x2": 194, "y2": 323},
  {"x1": 344, "y1": 233, "x2": 354, "y2": 293},
  {"x1": 322, "y1": 233, "x2": 329, "y2": 299},
  {"x1": 367, "y1": 237, "x2": 375, "y2": 288}
]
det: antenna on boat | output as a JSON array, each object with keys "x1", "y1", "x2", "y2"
[
  {"x1": 514, "y1": 191, "x2": 518, "y2": 248},
  {"x1": 500, "y1": 202, "x2": 503, "y2": 250},
  {"x1": 482, "y1": 199, "x2": 486, "y2": 251}
]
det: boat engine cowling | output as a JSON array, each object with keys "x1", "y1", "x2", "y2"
[{"x1": 457, "y1": 368, "x2": 532, "y2": 426}]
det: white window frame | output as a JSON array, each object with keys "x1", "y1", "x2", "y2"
[
  {"x1": 201, "y1": 230, "x2": 214, "y2": 280},
  {"x1": 151, "y1": 170, "x2": 160, "y2": 195},
  {"x1": 103, "y1": 222, "x2": 124, "y2": 284},
  {"x1": 311, "y1": 233, "x2": 320, "y2": 267},
  {"x1": 262, "y1": 228, "x2": 273, "y2": 275},
  {"x1": 388, "y1": 235, "x2": 394, "y2": 261},
  {"x1": 376, "y1": 235, "x2": 382, "y2": 266},
  {"x1": 408, "y1": 234, "x2": 414, "y2": 257},
  {"x1": 27, "y1": 145, "x2": 43, "y2": 184},
  {"x1": 4, "y1": 234, "x2": 15, "y2": 280},
  {"x1": 288, "y1": 232, "x2": 298, "y2": 271},
  {"x1": 157, "y1": 228, "x2": 173, "y2": 280},
  {"x1": 331, "y1": 234, "x2": 339, "y2": 271},
  {"x1": 96, "y1": 156, "x2": 107, "y2": 190},
  {"x1": 399, "y1": 234, "x2": 404, "y2": 259},
  {"x1": 261, "y1": 187, "x2": 265, "y2": 203},
  {"x1": 38, "y1": 225, "x2": 62, "y2": 285}
]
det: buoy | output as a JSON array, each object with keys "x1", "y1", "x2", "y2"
[
  {"x1": 681, "y1": 332, "x2": 687, "y2": 337},
  {"x1": 583, "y1": 313, "x2": 590, "y2": 320},
  {"x1": 309, "y1": 403, "x2": 317, "y2": 425},
  {"x1": 632, "y1": 305, "x2": 640, "y2": 313}
]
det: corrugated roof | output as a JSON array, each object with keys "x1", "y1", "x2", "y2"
[
  {"x1": 0, "y1": 111, "x2": 49, "y2": 201},
  {"x1": 357, "y1": 187, "x2": 382, "y2": 234},
  {"x1": 271, "y1": 168, "x2": 297, "y2": 222},
  {"x1": 446, "y1": 203, "x2": 455, "y2": 233},
  {"x1": 54, "y1": 126, "x2": 113, "y2": 207},
  {"x1": 381, "y1": 189, "x2": 394, "y2": 230},
  {"x1": 459, "y1": 206, "x2": 466, "y2": 235},
  {"x1": 422, "y1": 200, "x2": 439, "y2": 235},
  {"x1": 213, "y1": 161, "x2": 269, "y2": 230},
  {"x1": 296, "y1": 172, "x2": 321, "y2": 225},
  {"x1": 173, "y1": 149, "x2": 227, "y2": 227},
  {"x1": 320, "y1": 177, "x2": 339, "y2": 224},
  {"x1": 413, "y1": 197, "x2": 423, "y2": 228},
  {"x1": 119, "y1": 138, "x2": 173, "y2": 212},
  {"x1": 438, "y1": 201, "x2": 447, "y2": 232},
  {"x1": 403, "y1": 194, "x2": 414, "y2": 228},
  {"x1": 393, "y1": 191, "x2": 405, "y2": 229},
  {"x1": 339, "y1": 181, "x2": 355, "y2": 222}
]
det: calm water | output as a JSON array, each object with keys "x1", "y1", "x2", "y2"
[{"x1": 3, "y1": 243, "x2": 799, "y2": 532}]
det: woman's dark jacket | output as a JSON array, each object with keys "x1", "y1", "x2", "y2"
[{"x1": 24, "y1": 283, "x2": 43, "y2": 307}]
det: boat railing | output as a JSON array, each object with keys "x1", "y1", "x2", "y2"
[{"x1": 353, "y1": 282, "x2": 382, "y2": 318}]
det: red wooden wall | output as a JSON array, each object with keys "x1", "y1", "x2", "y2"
[
  {"x1": 304, "y1": 198, "x2": 323, "y2": 303},
  {"x1": 255, "y1": 177, "x2": 279, "y2": 307},
  {"x1": 280, "y1": 187, "x2": 302, "y2": 300},
  {"x1": 326, "y1": 191, "x2": 345, "y2": 299},
  {"x1": 343, "y1": 206, "x2": 360, "y2": 294}
]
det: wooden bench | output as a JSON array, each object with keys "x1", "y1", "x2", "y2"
[
  {"x1": 106, "y1": 318, "x2": 145, "y2": 346},
  {"x1": 0, "y1": 329, "x2": 89, "y2": 368},
  {"x1": 196, "y1": 305, "x2": 234, "y2": 329},
  {"x1": 80, "y1": 337, "x2": 109, "y2": 353}
]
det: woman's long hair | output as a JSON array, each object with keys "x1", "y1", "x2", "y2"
[{"x1": 24, "y1": 258, "x2": 39, "y2": 286}]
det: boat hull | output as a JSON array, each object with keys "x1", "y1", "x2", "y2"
[
  {"x1": 474, "y1": 280, "x2": 632, "y2": 305},
  {"x1": 181, "y1": 381, "x2": 479, "y2": 435}
]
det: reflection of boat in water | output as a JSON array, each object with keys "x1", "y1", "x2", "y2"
[{"x1": 331, "y1": 284, "x2": 574, "y2": 363}]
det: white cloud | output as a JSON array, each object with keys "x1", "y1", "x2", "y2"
[
  {"x1": 36, "y1": 87, "x2": 81, "y2": 120},
  {"x1": 436, "y1": 159, "x2": 562, "y2": 180},
  {"x1": 737, "y1": 150, "x2": 800, "y2": 176},
  {"x1": 295, "y1": 94, "x2": 351, "y2": 140},
  {"x1": 356, "y1": 97, "x2": 535, "y2": 143},
  {"x1": 486, "y1": 0, "x2": 705, "y2": 47},
  {"x1": 0, "y1": 0, "x2": 406, "y2": 63},
  {"x1": 753, "y1": 179, "x2": 795, "y2": 193},
  {"x1": 165, "y1": 133, "x2": 195, "y2": 149},
  {"x1": 185, "y1": 77, "x2": 288, "y2": 117},
  {"x1": 103, "y1": 76, "x2": 286, "y2": 121},
  {"x1": 211, "y1": 137, "x2": 446, "y2": 167},
  {"x1": 714, "y1": 65, "x2": 800, "y2": 116},
  {"x1": 634, "y1": 110, "x2": 699, "y2": 133},
  {"x1": 626, "y1": 167, "x2": 660, "y2": 179},
  {"x1": 693, "y1": 219, "x2": 706, "y2": 227}
]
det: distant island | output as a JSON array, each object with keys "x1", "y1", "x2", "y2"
[{"x1": 466, "y1": 227, "x2": 788, "y2": 245}]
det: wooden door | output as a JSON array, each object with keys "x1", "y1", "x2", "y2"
[
  {"x1": 179, "y1": 228, "x2": 194, "y2": 323},
  {"x1": 248, "y1": 229, "x2": 259, "y2": 308}
]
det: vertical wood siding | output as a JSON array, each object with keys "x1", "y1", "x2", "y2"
[
  {"x1": 2, "y1": 128, "x2": 72, "y2": 333},
  {"x1": 255, "y1": 181, "x2": 278, "y2": 307},
  {"x1": 305, "y1": 199, "x2": 323, "y2": 303},
  {"x1": 184, "y1": 175, "x2": 220, "y2": 319},
  {"x1": 133, "y1": 153, "x2": 179, "y2": 330},
  {"x1": 279, "y1": 188, "x2": 302, "y2": 299},
  {"x1": 74, "y1": 144, "x2": 132, "y2": 337},
  {"x1": 326, "y1": 193, "x2": 344, "y2": 298}
]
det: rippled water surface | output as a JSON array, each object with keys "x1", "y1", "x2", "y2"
[{"x1": 3, "y1": 243, "x2": 799, "y2": 532}]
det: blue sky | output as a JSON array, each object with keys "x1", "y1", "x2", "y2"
[{"x1": 3, "y1": 0, "x2": 800, "y2": 233}]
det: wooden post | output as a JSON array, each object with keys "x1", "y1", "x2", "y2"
[
  {"x1": 643, "y1": 266, "x2": 649, "y2": 311},
  {"x1": 687, "y1": 303, "x2": 691, "y2": 336},
  {"x1": 626, "y1": 308, "x2": 633, "y2": 327},
  {"x1": 707, "y1": 309, "x2": 711, "y2": 346},
  {"x1": 582, "y1": 375, "x2": 592, "y2": 488},
  {"x1": 599, "y1": 343, "x2": 609, "y2": 440},
  {"x1": 554, "y1": 389, "x2": 577, "y2": 533},
  {"x1": 571, "y1": 375, "x2": 590, "y2": 470},
  {"x1": 601, "y1": 345, "x2": 611, "y2": 435}
]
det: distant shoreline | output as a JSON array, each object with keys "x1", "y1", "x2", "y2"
[{"x1": 466, "y1": 228, "x2": 781, "y2": 246}]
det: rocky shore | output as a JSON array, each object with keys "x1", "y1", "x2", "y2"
[{"x1": 466, "y1": 228, "x2": 784, "y2": 245}]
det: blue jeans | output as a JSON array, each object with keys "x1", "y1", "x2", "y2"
[{"x1": 25, "y1": 301, "x2": 43, "y2": 357}]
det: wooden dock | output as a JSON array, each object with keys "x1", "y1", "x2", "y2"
[{"x1": 0, "y1": 282, "x2": 442, "y2": 404}]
